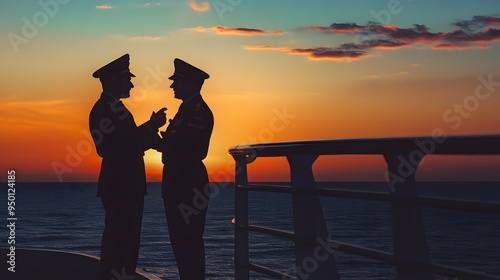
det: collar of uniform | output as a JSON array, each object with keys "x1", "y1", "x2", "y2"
[
  {"x1": 181, "y1": 93, "x2": 201, "y2": 107},
  {"x1": 102, "y1": 91, "x2": 120, "y2": 102}
]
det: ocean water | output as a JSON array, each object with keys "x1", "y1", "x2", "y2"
[{"x1": 1, "y1": 182, "x2": 499, "y2": 279}]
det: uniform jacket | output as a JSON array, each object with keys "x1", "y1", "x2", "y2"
[
  {"x1": 89, "y1": 92, "x2": 157, "y2": 199},
  {"x1": 157, "y1": 94, "x2": 213, "y2": 184}
]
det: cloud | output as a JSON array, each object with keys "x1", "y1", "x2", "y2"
[
  {"x1": 393, "y1": 71, "x2": 410, "y2": 76},
  {"x1": 363, "y1": 75, "x2": 381, "y2": 80},
  {"x1": 292, "y1": 48, "x2": 370, "y2": 61},
  {"x1": 187, "y1": 25, "x2": 285, "y2": 35},
  {"x1": 339, "y1": 39, "x2": 410, "y2": 50},
  {"x1": 129, "y1": 36, "x2": 162, "y2": 41},
  {"x1": 0, "y1": 99, "x2": 75, "y2": 129},
  {"x1": 432, "y1": 43, "x2": 489, "y2": 50},
  {"x1": 95, "y1": 5, "x2": 113, "y2": 9},
  {"x1": 453, "y1": 15, "x2": 500, "y2": 32},
  {"x1": 304, "y1": 15, "x2": 500, "y2": 49},
  {"x1": 302, "y1": 23, "x2": 366, "y2": 33},
  {"x1": 350, "y1": 23, "x2": 442, "y2": 43},
  {"x1": 243, "y1": 45, "x2": 289, "y2": 51},
  {"x1": 249, "y1": 15, "x2": 500, "y2": 62},
  {"x1": 244, "y1": 45, "x2": 370, "y2": 61},
  {"x1": 243, "y1": 38, "x2": 406, "y2": 62},
  {"x1": 443, "y1": 28, "x2": 500, "y2": 43},
  {"x1": 189, "y1": 1, "x2": 210, "y2": 12},
  {"x1": 111, "y1": 34, "x2": 162, "y2": 42}
]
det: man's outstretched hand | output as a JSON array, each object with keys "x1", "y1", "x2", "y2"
[{"x1": 150, "y1": 107, "x2": 167, "y2": 128}]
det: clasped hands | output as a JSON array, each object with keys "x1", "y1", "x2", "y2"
[{"x1": 150, "y1": 107, "x2": 167, "y2": 129}]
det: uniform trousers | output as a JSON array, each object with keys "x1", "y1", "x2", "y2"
[
  {"x1": 163, "y1": 161, "x2": 210, "y2": 280},
  {"x1": 100, "y1": 195, "x2": 144, "y2": 280}
]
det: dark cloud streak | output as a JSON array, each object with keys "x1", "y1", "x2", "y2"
[
  {"x1": 305, "y1": 15, "x2": 500, "y2": 46},
  {"x1": 245, "y1": 15, "x2": 500, "y2": 62},
  {"x1": 453, "y1": 15, "x2": 500, "y2": 32}
]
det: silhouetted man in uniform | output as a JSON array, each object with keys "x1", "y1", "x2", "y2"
[
  {"x1": 89, "y1": 54, "x2": 167, "y2": 280},
  {"x1": 155, "y1": 58, "x2": 213, "y2": 280}
]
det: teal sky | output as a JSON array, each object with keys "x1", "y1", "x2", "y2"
[{"x1": 2, "y1": 1, "x2": 499, "y2": 46}]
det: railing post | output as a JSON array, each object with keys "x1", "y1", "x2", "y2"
[
  {"x1": 234, "y1": 154, "x2": 250, "y2": 280},
  {"x1": 384, "y1": 153, "x2": 434, "y2": 280},
  {"x1": 287, "y1": 154, "x2": 340, "y2": 280}
]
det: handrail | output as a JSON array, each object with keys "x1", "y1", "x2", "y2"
[
  {"x1": 229, "y1": 134, "x2": 500, "y2": 280},
  {"x1": 229, "y1": 134, "x2": 500, "y2": 158},
  {"x1": 239, "y1": 183, "x2": 500, "y2": 213}
]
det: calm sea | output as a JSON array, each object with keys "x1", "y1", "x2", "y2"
[{"x1": 1, "y1": 182, "x2": 499, "y2": 279}]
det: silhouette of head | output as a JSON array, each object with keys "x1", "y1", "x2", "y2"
[
  {"x1": 93, "y1": 54, "x2": 135, "y2": 99},
  {"x1": 168, "y1": 58, "x2": 209, "y2": 101}
]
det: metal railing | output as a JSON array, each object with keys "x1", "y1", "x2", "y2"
[{"x1": 228, "y1": 134, "x2": 500, "y2": 280}]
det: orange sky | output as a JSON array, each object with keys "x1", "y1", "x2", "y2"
[{"x1": 1, "y1": 1, "x2": 500, "y2": 182}]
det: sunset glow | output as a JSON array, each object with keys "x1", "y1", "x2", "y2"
[{"x1": 2, "y1": 0, "x2": 500, "y2": 182}]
